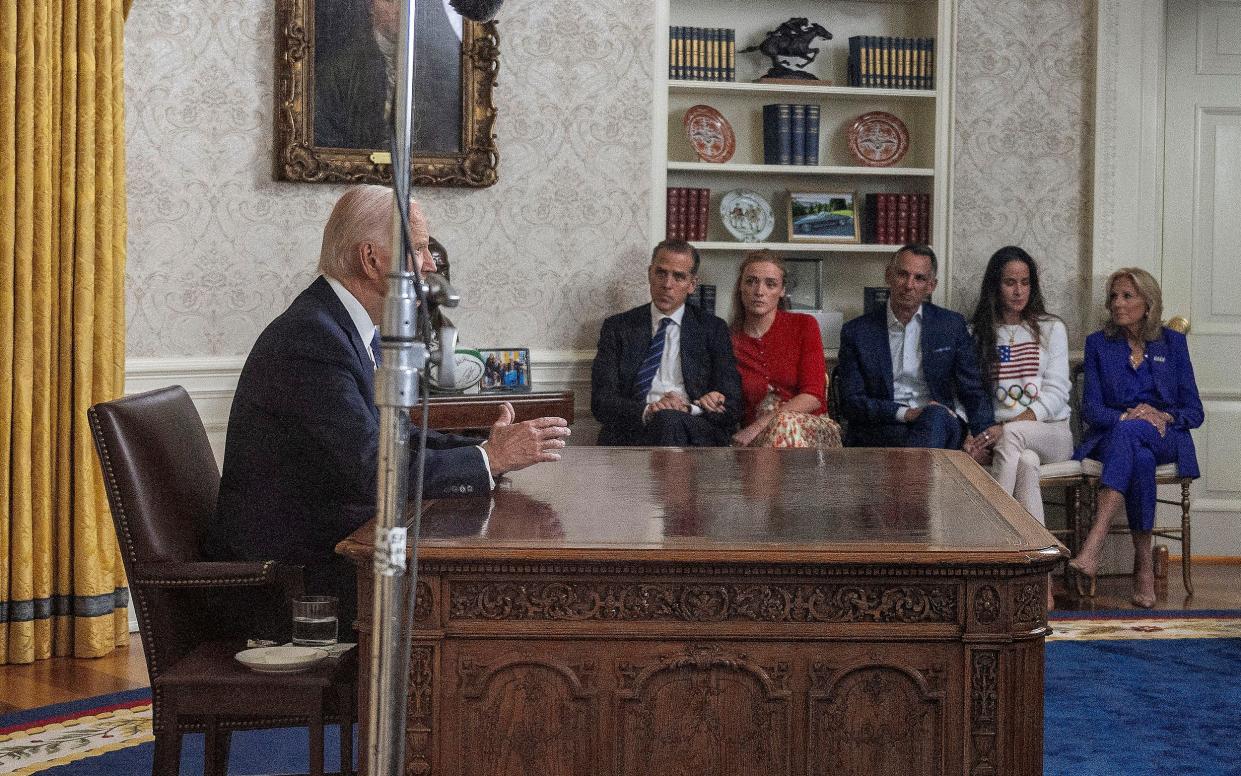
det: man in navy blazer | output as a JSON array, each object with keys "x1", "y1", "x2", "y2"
[
  {"x1": 207, "y1": 186, "x2": 570, "y2": 631},
  {"x1": 591, "y1": 240, "x2": 742, "y2": 446},
  {"x1": 838, "y1": 245, "x2": 996, "y2": 451}
]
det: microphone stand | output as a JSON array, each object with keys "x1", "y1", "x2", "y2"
[{"x1": 367, "y1": 0, "x2": 427, "y2": 774}]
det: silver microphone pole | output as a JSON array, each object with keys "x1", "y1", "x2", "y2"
[
  {"x1": 368, "y1": 0, "x2": 422, "y2": 773},
  {"x1": 368, "y1": 0, "x2": 503, "y2": 773}
]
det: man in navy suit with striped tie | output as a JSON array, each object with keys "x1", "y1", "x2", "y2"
[{"x1": 591, "y1": 239, "x2": 742, "y2": 446}]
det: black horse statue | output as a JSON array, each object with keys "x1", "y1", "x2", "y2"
[{"x1": 739, "y1": 18, "x2": 833, "y2": 81}]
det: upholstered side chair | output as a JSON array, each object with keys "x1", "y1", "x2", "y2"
[{"x1": 89, "y1": 385, "x2": 356, "y2": 776}]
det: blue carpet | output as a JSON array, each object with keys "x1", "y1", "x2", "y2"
[
  {"x1": 1044, "y1": 638, "x2": 1241, "y2": 776},
  {"x1": 8, "y1": 637, "x2": 1240, "y2": 775},
  {"x1": 31, "y1": 721, "x2": 356, "y2": 776}
]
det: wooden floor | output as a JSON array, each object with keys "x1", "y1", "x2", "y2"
[{"x1": 2, "y1": 563, "x2": 1238, "y2": 716}]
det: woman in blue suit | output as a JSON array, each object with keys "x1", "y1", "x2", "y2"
[{"x1": 1070, "y1": 268, "x2": 1204, "y2": 607}]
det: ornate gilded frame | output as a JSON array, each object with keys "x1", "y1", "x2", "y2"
[{"x1": 274, "y1": 0, "x2": 499, "y2": 187}]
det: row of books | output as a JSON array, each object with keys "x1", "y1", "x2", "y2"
[
  {"x1": 847, "y1": 37, "x2": 936, "y2": 90},
  {"x1": 665, "y1": 187, "x2": 710, "y2": 241},
  {"x1": 862, "y1": 193, "x2": 932, "y2": 245},
  {"x1": 686, "y1": 284, "x2": 717, "y2": 315},
  {"x1": 669, "y1": 27, "x2": 736, "y2": 81},
  {"x1": 762, "y1": 104, "x2": 821, "y2": 166}
]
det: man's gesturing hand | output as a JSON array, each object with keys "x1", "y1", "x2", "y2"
[{"x1": 482, "y1": 401, "x2": 571, "y2": 475}]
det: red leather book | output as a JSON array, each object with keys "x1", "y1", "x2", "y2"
[
  {"x1": 696, "y1": 188, "x2": 710, "y2": 240},
  {"x1": 896, "y1": 193, "x2": 912, "y2": 244},
  {"x1": 880, "y1": 193, "x2": 895, "y2": 245},
  {"x1": 666, "y1": 187, "x2": 677, "y2": 239}
]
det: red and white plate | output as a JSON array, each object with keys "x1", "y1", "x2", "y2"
[
  {"x1": 847, "y1": 111, "x2": 910, "y2": 167},
  {"x1": 683, "y1": 105, "x2": 736, "y2": 164}
]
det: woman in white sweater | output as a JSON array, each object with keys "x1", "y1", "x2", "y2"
[{"x1": 970, "y1": 247, "x2": 1072, "y2": 605}]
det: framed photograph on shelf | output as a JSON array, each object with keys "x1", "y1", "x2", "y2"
[
  {"x1": 783, "y1": 258, "x2": 823, "y2": 310},
  {"x1": 479, "y1": 348, "x2": 531, "y2": 392},
  {"x1": 787, "y1": 191, "x2": 860, "y2": 243}
]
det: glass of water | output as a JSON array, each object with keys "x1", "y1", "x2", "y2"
[{"x1": 291, "y1": 595, "x2": 338, "y2": 646}]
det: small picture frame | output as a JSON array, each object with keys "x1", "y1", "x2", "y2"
[
  {"x1": 783, "y1": 258, "x2": 823, "y2": 310},
  {"x1": 479, "y1": 348, "x2": 532, "y2": 392},
  {"x1": 787, "y1": 191, "x2": 860, "y2": 243}
]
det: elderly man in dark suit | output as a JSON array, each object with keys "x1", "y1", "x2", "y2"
[
  {"x1": 206, "y1": 185, "x2": 570, "y2": 631},
  {"x1": 591, "y1": 240, "x2": 742, "y2": 446},
  {"x1": 837, "y1": 244, "x2": 997, "y2": 452}
]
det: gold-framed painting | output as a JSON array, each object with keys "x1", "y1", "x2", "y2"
[{"x1": 274, "y1": 0, "x2": 499, "y2": 187}]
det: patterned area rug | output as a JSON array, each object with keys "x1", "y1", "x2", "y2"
[{"x1": 2, "y1": 611, "x2": 1239, "y2": 775}]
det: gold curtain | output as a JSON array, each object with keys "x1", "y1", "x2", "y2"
[{"x1": 0, "y1": 0, "x2": 129, "y2": 664}]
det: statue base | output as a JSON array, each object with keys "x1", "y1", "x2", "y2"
[{"x1": 757, "y1": 76, "x2": 833, "y2": 85}]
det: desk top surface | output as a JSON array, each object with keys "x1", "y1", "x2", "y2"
[{"x1": 340, "y1": 447, "x2": 1063, "y2": 567}]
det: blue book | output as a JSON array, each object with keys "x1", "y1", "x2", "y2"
[
  {"x1": 790, "y1": 104, "x2": 806, "y2": 165},
  {"x1": 762, "y1": 104, "x2": 792, "y2": 165},
  {"x1": 804, "y1": 104, "x2": 820, "y2": 165}
]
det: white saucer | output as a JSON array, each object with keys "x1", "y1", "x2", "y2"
[{"x1": 235, "y1": 645, "x2": 328, "y2": 674}]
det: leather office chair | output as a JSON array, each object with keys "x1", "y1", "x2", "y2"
[{"x1": 88, "y1": 386, "x2": 356, "y2": 776}]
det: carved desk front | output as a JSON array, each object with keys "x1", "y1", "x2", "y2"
[{"x1": 339, "y1": 447, "x2": 1064, "y2": 776}]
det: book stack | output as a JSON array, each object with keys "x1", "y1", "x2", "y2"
[
  {"x1": 666, "y1": 187, "x2": 710, "y2": 241},
  {"x1": 762, "y1": 104, "x2": 821, "y2": 165},
  {"x1": 669, "y1": 27, "x2": 736, "y2": 81},
  {"x1": 688, "y1": 284, "x2": 717, "y2": 314},
  {"x1": 847, "y1": 37, "x2": 935, "y2": 89},
  {"x1": 864, "y1": 286, "x2": 892, "y2": 316},
  {"x1": 862, "y1": 193, "x2": 931, "y2": 245}
]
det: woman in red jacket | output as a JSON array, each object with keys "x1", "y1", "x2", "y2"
[{"x1": 729, "y1": 251, "x2": 841, "y2": 448}]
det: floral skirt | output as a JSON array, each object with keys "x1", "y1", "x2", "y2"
[{"x1": 752, "y1": 410, "x2": 843, "y2": 449}]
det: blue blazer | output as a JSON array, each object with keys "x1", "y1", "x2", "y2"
[
  {"x1": 838, "y1": 302, "x2": 993, "y2": 441},
  {"x1": 1074, "y1": 327, "x2": 1203, "y2": 478},
  {"x1": 207, "y1": 276, "x2": 490, "y2": 569},
  {"x1": 590, "y1": 303, "x2": 742, "y2": 445}
]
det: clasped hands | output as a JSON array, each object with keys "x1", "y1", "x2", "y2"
[
  {"x1": 482, "y1": 401, "x2": 571, "y2": 475},
  {"x1": 1121, "y1": 403, "x2": 1171, "y2": 436},
  {"x1": 642, "y1": 390, "x2": 726, "y2": 422}
]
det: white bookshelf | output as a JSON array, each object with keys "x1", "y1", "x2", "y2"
[{"x1": 651, "y1": 0, "x2": 956, "y2": 324}]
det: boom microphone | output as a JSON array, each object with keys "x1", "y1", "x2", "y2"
[{"x1": 449, "y1": 0, "x2": 504, "y2": 22}]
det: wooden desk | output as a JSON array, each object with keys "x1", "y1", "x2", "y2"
[
  {"x1": 423, "y1": 390, "x2": 574, "y2": 433},
  {"x1": 340, "y1": 447, "x2": 1063, "y2": 776}
]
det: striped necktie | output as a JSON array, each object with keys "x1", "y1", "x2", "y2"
[
  {"x1": 635, "y1": 317, "x2": 673, "y2": 399},
  {"x1": 370, "y1": 330, "x2": 382, "y2": 368}
]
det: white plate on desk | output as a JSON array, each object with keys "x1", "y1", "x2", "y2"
[{"x1": 235, "y1": 646, "x2": 327, "y2": 674}]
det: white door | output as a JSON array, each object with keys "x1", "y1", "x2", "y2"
[{"x1": 1160, "y1": 0, "x2": 1241, "y2": 553}]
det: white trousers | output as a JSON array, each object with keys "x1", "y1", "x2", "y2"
[{"x1": 990, "y1": 419, "x2": 1074, "y2": 525}]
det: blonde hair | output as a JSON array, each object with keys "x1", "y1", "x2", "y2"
[
  {"x1": 729, "y1": 250, "x2": 789, "y2": 330},
  {"x1": 1103, "y1": 266, "x2": 1163, "y2": 341},
  {"x1": 317, "y1": 185, "x2": 399, "y2": 279}
]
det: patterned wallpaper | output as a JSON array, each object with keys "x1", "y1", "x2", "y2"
[
  {"x1": 124, "y1": 0, "x2": 1095, "y2": 358},
  {"x1": 949, "y1": 0, "x2": 1096, "y2": 342},
  {"x1": 124, "y1": 0, "x2": 655, "y2": 358}
]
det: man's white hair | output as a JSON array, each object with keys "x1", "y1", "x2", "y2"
[{"x1": 317, "y1": 185, "x2": 401, "y2": 279}]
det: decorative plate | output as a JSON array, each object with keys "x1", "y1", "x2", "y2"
[
  {"x1": 846, "y1": 111, "x2": 910, "y2": 167},
  {"x1": 235, "y1": 646, "x2": 327, "y2": 674},
  {"x1": 683, "y1": 105, "x2": 736, "y2": 163},
  {"x1": 719, "y1": 189, "x2": 775, "y2": 242},
  {"x1": 429, "y1": 348, "x2": 486, "y2": 393}
]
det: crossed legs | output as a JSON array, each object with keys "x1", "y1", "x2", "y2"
[{"x1": 1070, "y1": 420, "x2": 1178, "y2": 608}]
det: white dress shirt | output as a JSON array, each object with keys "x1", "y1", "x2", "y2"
[
  {"x1": 325, "y1": 275, "x2": 380, "y2": 366},
  {"x1": 887, "y1": 301, "x2": 931, "y2": 422},
  {"x1": 645, "y1": 303, "x2": 702, "y2": 416}
]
